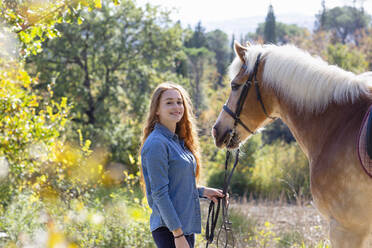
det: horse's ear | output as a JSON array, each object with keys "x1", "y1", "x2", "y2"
[
  {"x1": 234, "y1": 40, "x2": 247, "y2": 62},
  {"x1": 246, "y1": 41, "x2": 252, "y2": 47}
]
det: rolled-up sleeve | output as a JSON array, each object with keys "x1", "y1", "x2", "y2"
[{"x1": 143, "y1": 140, "x2": 182, "y2": 231}]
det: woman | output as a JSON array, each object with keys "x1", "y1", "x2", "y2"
[{"x1": 140, "y1": 82, "x2": 225, "y2": 248}]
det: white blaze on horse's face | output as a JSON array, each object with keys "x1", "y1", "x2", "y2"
[{"x1": 212, "y1": 41, "x2": 275, "y2": 149}]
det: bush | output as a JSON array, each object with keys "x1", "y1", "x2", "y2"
[
  {"x1": 0, "y1": 187, "x2": 155, "y2": 248},
  {"x1": 252, "y1": 141, "x2": 310, "y2": 202},
  {"x1": 0, "y1": 191, "x2": 46, "y2": 247},
  {"x1": 0, "y1": 60, "x2": 71, "y2": 206},
  {"x1": 207, "y1": 168, "x2": 253, "y2": 198},
  {"x1": 206, "y1": 138, "x2": 310, "y2": 202}
]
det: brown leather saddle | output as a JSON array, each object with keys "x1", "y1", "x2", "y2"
[{"x1": 357, "y1": 105, "x2": 372, "y2": 178}]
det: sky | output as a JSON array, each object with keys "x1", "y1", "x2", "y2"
[{"x1": 136, "y1": 0, "x2": 372, "y2": 25}]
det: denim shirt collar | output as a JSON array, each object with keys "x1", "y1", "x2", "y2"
[{"x1": 154, "y1": 123, "x2": 179, "y2": 140}]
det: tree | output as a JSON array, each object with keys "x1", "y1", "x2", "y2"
[
  {"x1": 356, "y1": 27, "x2": 372, "y2": 70},
  {"x1": 206, "y1": 29, "x2": 230, "y2": 88},
  {"x1": 184, "y1": 21, "x2": 207, "y2": 48},
  {"x1": 262, "y1": 120, "x2": 295, "y2": 145},
  {"x1": 254, "y1": 22, "x2": 306, "y2": 45},
  {"x1": 184, "y1": 47, "x2": 213, "y2": 116},
  {"x1": 27, "y1": 0, "x2": 184, "y2": 168},
  {"x1": 324, "y1": 43, "x2": 369, "y2": 73},
  {"x1": 264, "y1": 4, "x2": 276, "y2": 44},
  {"x1": 315, "y1": 0, "x2": 327, "y2": 31},
  {"x1": 182, "y1": 22, "x2": 215, "y2": 115},
  {"x1": 0, "y1": 0, "x2": 110, "y2": 206},
  {"x1": 315, "y1": 6, "x2": 371, "y2": 44},
  {"x1": 276, "y1": 23, "x2": 307, "y2": 44},
  {"x1": 0, "y1": 0, "x2": 114, "y2": 57},
  {"x1": 230, "y1": 34, "x2": 236, "y2": 62}
]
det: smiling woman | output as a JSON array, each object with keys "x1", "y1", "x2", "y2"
[
  {"x1": 156, "y1": 90, "x2": 185, "y2": 133},
  {"x1": 139, "y1": 82, "x2": 226, "y2": 248}
]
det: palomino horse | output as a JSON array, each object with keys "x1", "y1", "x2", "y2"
[{"x1": 212, "y1": 41, "x2": 372, "y2": 248}]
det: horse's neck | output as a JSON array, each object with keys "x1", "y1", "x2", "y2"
[{"x1": 278, "y1": 99, "x2": 370, "y2": 160}]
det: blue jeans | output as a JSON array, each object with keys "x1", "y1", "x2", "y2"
[{"x1": 152, "y1": 226, "x2": 195, "y2": 248}]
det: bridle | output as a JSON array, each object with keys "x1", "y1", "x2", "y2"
[
  {"x1": 205, "y1": 53, "x2": 276, "y2": 248},
  {"x1": 222, "y1": 53, "x2": 275, "y2": 136}
]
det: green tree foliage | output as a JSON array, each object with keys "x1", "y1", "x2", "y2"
[
  {"x1": 275, "y1": 23, "x2": 307, "y2": 44},
  {"x1": 0, "y1": 0, "x2": 113, "y2": 57},
  {"x1": 1, "y1": 1, "x2": 155, "y2": 245},
  {"x1": 206, "y1": 135, "x2": 262, "y2": 197},
  {"x1": 253, "y1": 22, "x2": 306, "y2": 45},
  {"x1": 324, "y1": 43, "x2": 369, "y2": 73},
  {"x1": 175, "y1": 49, "x2": 189, "y2": 77},
  {"x1": 181, "y1": 22, "x2": 218, "y2": 116},
  {"x1": 184, "y1": 47, "x2": 214, "y2": 115},
  {"x1": 206, "y1": 135, "x2": 310, "y2": 202},
  {"x1": 356, "y1": 27, "x2": 372, "y2": 70},
  {"x1": 315, "y1": 6, "x2": 371, "y2": 44},
  {"x1": 0, "y1": 59, "x2": 110, "y2": 214},
  {"x1": 206, "y1": 29, "x2": 230, "y2": 89},
  {"x1": 0, "y1": 0, "x2": 117, "y2": 209},
  {"x1": 264, "y1": 4, "x2": 276, "y2": 44},
  {"x1": 262, "y1": 120, "x2": 295, "y2": 145},
  {"x1": 315, "y1": 0, "x2": 327, "y2": 31},
  {"x1": 207, "y1": 167, "x2": 252, "y2": 198},
  {"x1": 0, "y1": 61, "x2": 69, "y2": 206},
  {"x1": 184, "y1": 21, "x2": 207, "y2": 48},
  {"x1": 27, "y1": 0, "x2": 184, "y2": 169},
  {"x1": 230, "y1": 34, "x2": 236, "y2": 62},
  {"x1": 251, "y1": 141, "x2": 310, "y2": 202}
]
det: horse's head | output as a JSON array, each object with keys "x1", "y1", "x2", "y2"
[{"x1": 212, "y1": 41, "x2": 278, "y2": 149}]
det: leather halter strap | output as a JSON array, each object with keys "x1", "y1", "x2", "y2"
[{"x1": 223, "y1": 53, "x2": 275, "y2": 134}]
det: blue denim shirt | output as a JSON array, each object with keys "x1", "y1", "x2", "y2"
[{"x1": 141, "y1": 123, "x2": 205, "y2": 235}]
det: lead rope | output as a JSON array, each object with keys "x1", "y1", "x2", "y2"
[{"x1": 205, "y1": 149, "x2": 240, "y2": 248}]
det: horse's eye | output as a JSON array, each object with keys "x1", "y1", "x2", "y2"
[{"x1": 231, "y1": 84, "x2": 240, "y2": 91}]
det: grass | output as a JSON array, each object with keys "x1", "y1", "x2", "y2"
[
  {"x1": 278, "y1": 231, "x2": 305, "y2": 248},
  {"x1": 0, "y1": 187, "x2": 154, "y2": 248},
  {"x1": 197, "y1": 199, "x2": 331, "y2": 248},
  {"x1": 7, "y1": 187, "x2": 371, "y2": 248}
]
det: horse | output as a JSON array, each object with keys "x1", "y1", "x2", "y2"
[{"x1": 212, "y1": 41, "x2": 372, "y2": 248}]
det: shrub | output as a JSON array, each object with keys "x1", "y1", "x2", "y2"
[{"x1": 251, "y1": 141, "x2": 310, "y2": 202}]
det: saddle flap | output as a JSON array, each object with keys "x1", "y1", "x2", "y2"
[
  {"x1": 357, "y1": 106, "x2": 372, "y2": 178},
  {"x1": 366, "y1": 112, "x2": 372, "y2": 158}
]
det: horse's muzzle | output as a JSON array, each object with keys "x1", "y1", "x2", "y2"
[{"x1": 212, "y1": 124, "x2": 232, "y2": 148}]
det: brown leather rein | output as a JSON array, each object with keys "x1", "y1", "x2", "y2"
[{"x1": 205, "y1": 54, "x2": 275, "y2": 248}]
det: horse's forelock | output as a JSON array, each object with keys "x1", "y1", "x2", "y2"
[
  {"x1": 228, "y1": 56, "x2": 243, "y2": 80},
  {"x1": 228, "y1": 45, "x2": 265, "y2": 81}
]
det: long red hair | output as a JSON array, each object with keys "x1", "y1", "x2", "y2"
[{"x1": 139, "y1": 82, "x2": 201, "y2": 192}]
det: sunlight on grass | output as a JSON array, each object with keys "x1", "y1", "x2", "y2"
[
  {"x1": 0, "y1": 156, "x2": 9, "y2": 179},
  {"x1": 0, "y1": 24, "x2": 18, "y2": 60}
]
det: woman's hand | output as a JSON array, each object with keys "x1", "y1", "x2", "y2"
[
  {"x1": 203, "y1": 187, "x2": 229, "y2": 204},
  {"x1": 174, "y1": 236, "x2": 190, "y2": 248}
]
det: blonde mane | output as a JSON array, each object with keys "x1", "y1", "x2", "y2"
[{"x1": 229, "y1": 44, "x2": 371, "y2": 113}]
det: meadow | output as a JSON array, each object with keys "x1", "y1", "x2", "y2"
[{"x1": 1, "y1": 0, "x2": 371, "y2": 247}]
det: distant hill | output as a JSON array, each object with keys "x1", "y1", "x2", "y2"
[{"x1": 190, "y1": 13, "x2": 316, "y2": 38}]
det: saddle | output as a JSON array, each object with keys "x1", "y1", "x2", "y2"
[{"x1": 357, "y1": 105, "x2": 372, "y2": 178}]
